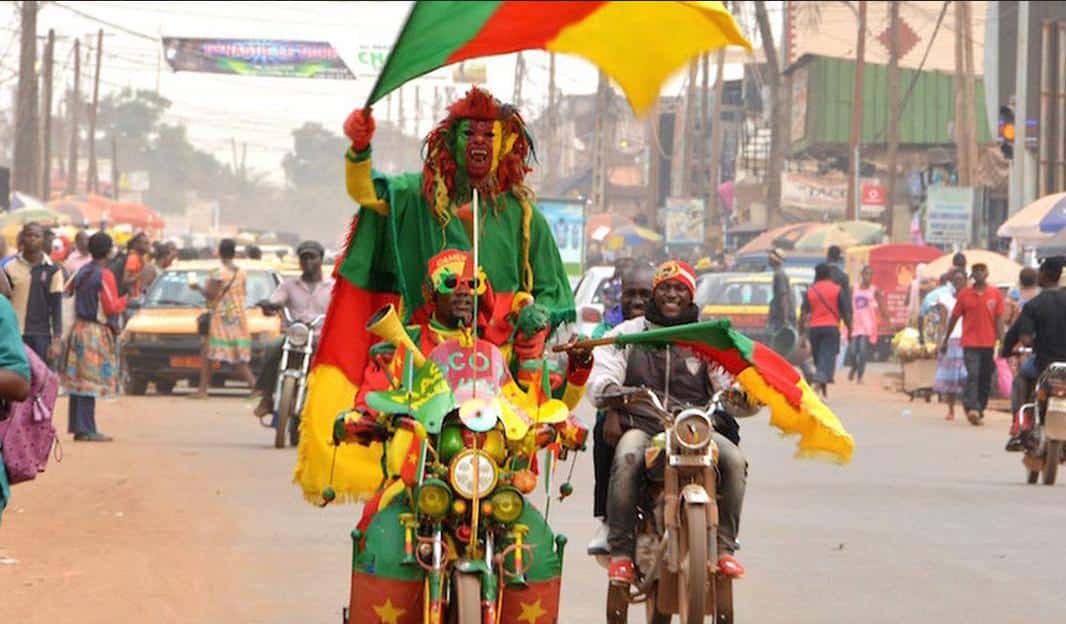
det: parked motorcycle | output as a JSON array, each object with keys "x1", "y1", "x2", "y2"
[
  {"x1": 332, "y1": 304, "x2": 587, "y2": 623},
  {"x1": 272, "y1": 311, "x2": 325, "y2": 449},
  {"x1": 1016, "y1": 360, "x2": 1066, "y2": 485},
  {"x1": 596, "y1": 385, "x2": 747, "y2": 624}
]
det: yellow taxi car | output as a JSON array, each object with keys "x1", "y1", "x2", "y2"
[
  {"x1": 120, "y1": 260, "x2": 283, "y2": 395},
  {"x1": 696, "y1": 269, "x2": 813, "y2": 345}
]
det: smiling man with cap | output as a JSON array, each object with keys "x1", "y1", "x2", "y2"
[{"x1": 253, "y1": 241, "x2": 334, "y2": 418}]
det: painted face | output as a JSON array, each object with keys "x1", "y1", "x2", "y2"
[
  {"x1": 458, "y1": 119, "x2": 496, "y2": 180},
  {"x1": 435, "y1": 290, "x2": 474, "y2": 329},
  {"x1": 653, "y1": 280, "x2": 692, "y2": 319}
]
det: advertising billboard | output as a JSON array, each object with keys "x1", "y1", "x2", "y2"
[
  {"x1": 162, "y1": 38, "x2": 355, "y2": 80},
  {"x1": 538, "y1": 198, "x2": 586, "y2": 276}
]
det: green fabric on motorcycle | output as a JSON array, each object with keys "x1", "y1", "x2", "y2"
[
  {"x1": 366, "y1": 357, "x2": 456, "y2": 434},
  {"x1": 354, "y1": 497, "x2": 424, "y2": 581},
  {"x1": 498, "y1": 503, "x2": 563, "y2": 584}
]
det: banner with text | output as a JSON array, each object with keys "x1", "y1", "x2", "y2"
[
  {"x1": 162, "y1": 38, "x2": 355, "y2": 79},
  {"x1": 538, "y1": 198, "x2": 586, "y2": 276}
]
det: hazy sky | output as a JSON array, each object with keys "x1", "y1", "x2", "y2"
[{"x1": 1, "y1": 1, "x2": 765, "y2": 183}]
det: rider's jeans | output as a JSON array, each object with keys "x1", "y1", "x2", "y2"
[
  {"x1": 607, "y1": 428, "x2": 747, "y2": 560},
  {"x1": 256, "y1": 337, "x2": 285, "y2": 396}
]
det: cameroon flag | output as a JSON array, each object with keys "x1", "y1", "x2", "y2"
[
  {"x1": 617, "y1": 320, "x2": 855, "y2": 462},
  {"x1": 367, "y1": 1, "x2": 751, "y2": 115}
]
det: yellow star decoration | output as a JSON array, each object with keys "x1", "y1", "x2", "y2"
[
  {"x1": 517, "y1": 598, "x2": 548, "y2": 624},
  {"x1": 373, "y1": 598, "x2": 406, "y2": 624}
]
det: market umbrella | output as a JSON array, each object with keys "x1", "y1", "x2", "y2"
[
  {"x1": 920, "y1": 249, "x2": 1022, "y2": 286},
  {"x1": 996, "y1": 191, "x2": 1066, "y2": 242},
  {"x1": 10, "y1": 191, "x2": 47, "y2": 212},
  {"x1": 613, "y1": 223, "x2": 662, "y2": 244},
  {"x1": 586, "y1": 212, "x2": 634, "y2": 241},
  {"x1": 365, "y1": 1, "x2": 752, "y2": 115},
  {"x1": 0, "y1": 206, "x2": 69, "y2": 228},
  {"x1": 736, "y1": 223, "x2": 815, "y2": 256},
  {"x1": 791, "y1": 221, "x2": 885, "y2": 252}
]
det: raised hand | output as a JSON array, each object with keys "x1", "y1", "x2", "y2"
[{"x1": 343, "y1": 107, "x2": 376, "y2": 151}]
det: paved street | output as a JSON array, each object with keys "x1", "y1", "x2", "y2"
[{"x1": 3, "y1": 365, "x2": 1066, "y2": 623}]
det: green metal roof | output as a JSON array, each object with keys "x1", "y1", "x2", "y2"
[{"x1": 788, "y1": 55, "x2": 993, "y2": 154}]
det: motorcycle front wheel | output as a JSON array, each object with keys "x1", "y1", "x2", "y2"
[
  {"x1": 275, "y1": 377, "x2": 298, "y2": 449},
  {"x1": 1043, "y1": 440, "x2": 1062, "y2": 485},
  {"x1": 678, "y1": 503, "x2": 710, "y2": 624},
  {"x1": 449, "y1": 573, "x2": 481, "y2": 624}
]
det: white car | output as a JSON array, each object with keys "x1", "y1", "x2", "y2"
[{"x1": 572, "y1": 265, "x2": 619, "y2": 338}]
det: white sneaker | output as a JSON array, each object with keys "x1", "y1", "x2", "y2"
[{"x1": 586, "y1": 519, "x2": 609, "y2": 555}]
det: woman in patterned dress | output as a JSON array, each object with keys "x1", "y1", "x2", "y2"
[
  {"x1": 190, "y1": 239, "x2": 257, "y2": 398},
  {"x1": 61, "y1": 232, "x2": 127, "y2": 441}
]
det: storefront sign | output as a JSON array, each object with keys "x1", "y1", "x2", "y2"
[
  {"x1": 162, "y1": 38, "x2": 356, "y2": 79},
  {"x1": 924, "y1": 186, "x2": 974, "y2": 245},
  {"x1": 538, "y1": 198, "x2": 585, "y2": 275}
]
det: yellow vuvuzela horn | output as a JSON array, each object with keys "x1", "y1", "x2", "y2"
[{"x1": 366, "y1": 304, "x2": 426, "y2": 369}]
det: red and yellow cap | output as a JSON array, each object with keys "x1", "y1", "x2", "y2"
[
  {"x1": 653, "y1": 260, "x2": 696, "y2": 297},
  {"x1": 426, "y1": 249, "x2": 487, "y2": 296}
]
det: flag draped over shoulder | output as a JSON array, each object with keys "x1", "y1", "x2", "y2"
[
  {"x1": 367, "y1": 1, "x2": 752, "y2": 115},
  {"x1": 616, "y1": 320, "x2": 855, "y2": 463}
]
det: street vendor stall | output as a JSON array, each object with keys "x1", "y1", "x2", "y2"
[{"x1": 845, "y1": 244, "x2": 942, "y2": 357}]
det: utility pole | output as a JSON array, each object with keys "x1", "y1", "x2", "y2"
[
  {"x1": 397, "y1": 85, "x2": 406, "y2": 136},
  {"x1": 591, "y1": 70, "x2": 609, "y2": 213},
  {"x1": 110, "y1": 135, "x2": 118, "y2": 200},
  {"x1": 13, "y1": 0, "x2": 40, "y2": 195},
  {"x1": 40, "y1": 28, "x2": 55, "y2": 200},
  {"x1": 680, "y1": 61, "x2": 698, "y2": 196},
  {"x1": 414, "y1": 84, "x2": 421, "y2": 138},
  {"x1": 545, "y1": 52, "x2": 557, "y2": 189},
  {"x1": 845, "y1": 0, "x2": 867, "y2": 221},
  {"x1": 707, "y1": 48, "x2": 727, "y2": 246},
  {"x1": 885, "y1": 2, "x2": 903, "y2": 241},
  {"x1": 65, "y1": 37, "x2": 81, "y2": 196},
  {"x1": 512, "y1": 52, "x2": 525, "y2": 109},
  {"x1": 86, "y1": 29, "x2": 103, "y2": 195},
  {"x1": 755, "y1": 0, "x2": 784, "y2": 227},
  {"x1": 1011, "y1": 1, "x2": 1029, "y2": 214},
  {"x1": 961, "y1": 2, "x2": 978, "y2": 189}
]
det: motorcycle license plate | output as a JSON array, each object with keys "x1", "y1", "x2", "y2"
[
  {"x1": 170, "y1": 355, "x2": 202, "y2": 369},
  {"x1": 1048, "y1": 397, "x2": 1066, "y2": 413}
]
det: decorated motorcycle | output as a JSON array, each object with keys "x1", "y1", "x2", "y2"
[{"x1": 331, "y1": 304, "x2": 587, "y2": 624}]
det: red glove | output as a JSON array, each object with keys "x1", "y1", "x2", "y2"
[
  {"x1": 343, "y1": 107, "x2": 376, "y2": 151},
  {"x1": 514, "y1": 327, "x2": 549, "y2": 361}
]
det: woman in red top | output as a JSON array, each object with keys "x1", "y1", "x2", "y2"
[
  {"x1": 800, "y1": 263, "x2": 853, "y2": 397},
  {"x1": 59, "y1": 232, "x2": 128, "y2": 442}
]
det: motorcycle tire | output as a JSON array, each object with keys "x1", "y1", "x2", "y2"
[
  {"x1": 644, "y1": 590, "x2": 671, "y2": 624},
  {"x1": 289, "y1": 413, "x2": 300, "y2": 447},
  {"x1": 605, "y1": 582, "x2": 630, "y2": 624},
  {"x1": 1043, "y1": 440, "x2": 1062, "y2": 486},
  {"x1": 450, "y1": 573, "x2": 481, "y2": 624},
  {"x1": 678, "y1": 503, "x2": 709, "y2": 624},
  {"x1": 275, "y1": 377, "x2": 298, "y2": 449}
]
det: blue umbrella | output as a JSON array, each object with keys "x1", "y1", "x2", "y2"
[{"x1": 1039, "y1": 193, "x2": 1066, "y2": 233}]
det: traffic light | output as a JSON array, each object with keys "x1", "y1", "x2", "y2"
[{"x1": 998, "y1": 104, "x2": 1014, "y2": 160}]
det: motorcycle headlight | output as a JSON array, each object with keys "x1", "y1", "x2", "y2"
[
  {"x1": 673, "y1": 409, "x2": 714, "y2": 451},
  {"x1": 449, "y1": 449, "x2": 498, "y2": 499},
  {"x1": 490, "y1": 487, "x2": 524, "y2": 524},
  {"x1": 416, "y1": 479, "x2": 452, "y2": 519},
  {"x1": 286, "y1": 323, "x2": 310, "y2": 347}
]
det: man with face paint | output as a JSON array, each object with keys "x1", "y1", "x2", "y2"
[
  {"x1": 340, "y1": 87, "x2": 573, "y2": 339},
  {"x1": 587, "y1": 263, "x2": 654, "y2": 555},
  {"x1": 587, "y1": 260, "x2": 748, "y2": 583},
  {"x1": 294, "y1": 89, "x2": 575, "y2": 504}
]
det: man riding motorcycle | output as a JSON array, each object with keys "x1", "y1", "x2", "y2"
[
  {"x1": 588, "y1": 260, "x2": 748, "y2": 584},
  {"x1": 588, "y1": 262, "x2": 655, "y2": 555},
  {"x1": 254, "y1": 241, "x2": 333, "y2": 418},
  {"x1": 1001, "y1": 256, "x2": 1066, "y2": 450}
]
